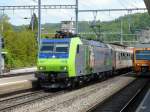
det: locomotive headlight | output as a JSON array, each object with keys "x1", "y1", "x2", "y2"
[
  {"x1": 60, "y1": 66, "x2": 67, "y2": 71},
  {"x1": 63, "y1": 66, "x2": 67, "y2": 71},
  {"x1": 39, "y1": 66, "x2": 45, "y2": 70},
  {"x1": 39, "y1": 66, "x2": 43, "y2": 70}
]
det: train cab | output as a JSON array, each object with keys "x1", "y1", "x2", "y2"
[{"x1": 133, "y1": 48, "x2": 150, "y2": 74}]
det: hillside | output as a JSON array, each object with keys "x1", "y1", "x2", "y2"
[{"x1": 23, "y1": 12, "x2": 150, "y2": 41}]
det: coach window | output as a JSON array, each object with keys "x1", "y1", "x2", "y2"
[
  {"x1": 121, "y1": 53, "x2": 124, "y2": 60},
  {"x1": 121, "y1": 53, "x2": 122, "y2": 60},
  {"x1": 130, "y1": 53, "x2": 131, "y2": 58},
  {"x1": 77, "y1": 45, "x2": 79, "y2": 54},
  {"x1": 120, "y1": 53, "x2": 121, "y2": 60},
  {"x1": 130, "y1": 54, "x2": 131, "y2": 59},
  {"x1": 124, "y1": 53, "x2": 125, "y2": 59}
]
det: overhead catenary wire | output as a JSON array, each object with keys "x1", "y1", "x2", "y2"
[
  {"x1": 117, "y1": 0, "x2": 128, "y2": 9},
  {"x1": 124, "y1": 0, "x2": 138, "y2": 8}
]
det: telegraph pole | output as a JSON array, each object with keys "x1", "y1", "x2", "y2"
[
  {"x1": 0, "y1": 36, "x2": 2, "y2": 74},
  {"x1": 75, "y1": 0, "x2": 78, "y2": 34},
  {"x1": 120, "y1": 19, "x2": 123, "y2": 44},
  {"x1": 38, "y1": 0, "x2": 41, "y2": 48},
  {"x1": 1, "y1": 9, "x2": 4, "y2": 33}
]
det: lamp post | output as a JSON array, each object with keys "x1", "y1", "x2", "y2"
[
  {"x1": 0, "y1": 36, "x2": 2, "y2": 74},
  {"x1": 75, "y1": 0, "x2": 78, "y2": 34},
  {"x1": 120, "y1": 19, "x2": 123, "y2": 44}
]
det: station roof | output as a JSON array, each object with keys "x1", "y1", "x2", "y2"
[{"x1": 144, "y1": 0, "x2": 150, "y2": 14}]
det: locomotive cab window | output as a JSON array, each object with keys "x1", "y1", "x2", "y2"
[
  {"x1": 55, "y1": 44, "x2": 69, "y2": 53},
  {"x1": 40, "y1": 45, "x2": 54, "y2": 52},
  {"x1": 136, "y1": 50, "x2": 150, "y2": 60}
]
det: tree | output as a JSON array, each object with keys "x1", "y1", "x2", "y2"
[{"x1": 0, "y1": 14, "x2": 38, "y2": 68}]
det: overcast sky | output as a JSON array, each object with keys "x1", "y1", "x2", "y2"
[{"x1": 0, "y1": 0, "x2": 146, "y2": 25}]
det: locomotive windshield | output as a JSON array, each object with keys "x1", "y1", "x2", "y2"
[
  {"x1": 40, "y1": 43, "x2": 69, "y2": 53},
  {"x1": 136, "y1": 50, "x2": 150, "y2": 60},
  {"x1": 39, "y1": 39, "x2": 70, "y2": 58},
  {"x1": 56, "y1": 44, "x2": 69, "y2": 53},
  {"x1": 41, "y1": 45, "x2": 54, "y2": 52}
]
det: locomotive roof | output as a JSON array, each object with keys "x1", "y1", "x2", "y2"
[
  {"x1": 81, "y1": 39, "x2": 108, "y2": 48},
  {"x1": 41, "y1": 38, "x2": 71, "y2": 43},
  {"x1": 109, "y1": 44, "x2": 133, "y2": 53}
]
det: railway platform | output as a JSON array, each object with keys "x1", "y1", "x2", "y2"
[
  {"x1": 136, "y1": 89, "x2": 150, "y2": 112},
  {"x1": 2, "y1": 67, "x2": 36, "y2": 76},
  {"x1": 0, "y1": 74, "x2": 37, "y2": 95}
]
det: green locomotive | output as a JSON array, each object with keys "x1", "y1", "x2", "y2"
[{"x1": 36, "y1": 37, "x2": 112, "y2": 88}]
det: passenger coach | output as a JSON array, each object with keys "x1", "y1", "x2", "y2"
[{"x1": 109, "y1": 44, "x2": 133, "y2": 72}]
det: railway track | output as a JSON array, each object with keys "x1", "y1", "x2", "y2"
[
  {"x1": 0, "y1": 90, "x2": 65, "y2": 112},
  {"x1": 0, "y1": 72, "x2": 133, "y2": 112},
  {"x1": 0, "y1": 90, "x2": 48, "y2": 110},
  {"x1": 88, "y1": 78, "x2": 149, "y2": 112}
]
